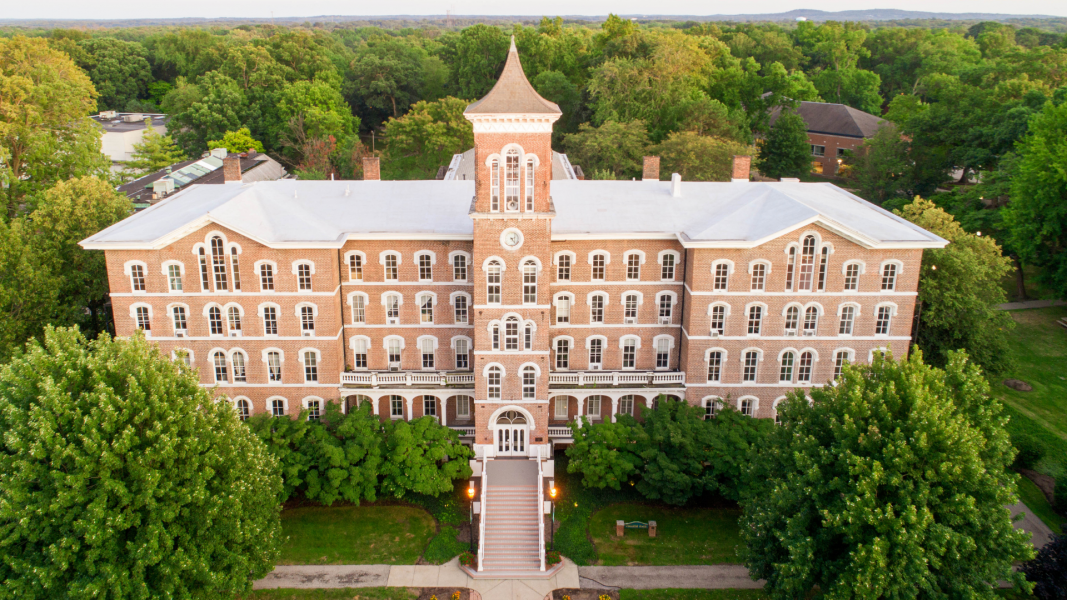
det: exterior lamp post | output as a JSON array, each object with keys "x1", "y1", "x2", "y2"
[
  {"x1": 467, "y1": 483, "x2": 476, "y2": 554},
  {"x1": 549, "y1": 484, "x2": 558, "y2": 551}
]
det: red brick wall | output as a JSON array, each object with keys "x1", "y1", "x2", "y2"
[{"x1": 807, "y1": 133, "x2": 864, "y2": 176}]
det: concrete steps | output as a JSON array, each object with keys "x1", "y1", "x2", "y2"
[{"x1": 480, "y1": 483, "x2": 542, "y2": 573}]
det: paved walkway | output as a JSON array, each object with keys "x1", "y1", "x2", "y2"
[
  {"x1": 1013, "y1": 501, "x2": 1056, "y2": 550},
  {"x1": 998, "y1": 299, "x2": 1066, "y2": 310},
  {"x1": 578, "y1": 565, "x2": 761, "y2": 590}
]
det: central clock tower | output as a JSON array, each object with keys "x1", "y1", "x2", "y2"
[{"x1": 464, "y1": 37, "x2": 561, "y2": 459}]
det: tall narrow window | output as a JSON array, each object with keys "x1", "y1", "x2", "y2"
[
  {"x1": 167, "y1": 264, "x2": 182, "y2": 292},
  {"x1": 420, "y1": 295, "x2": 433, "y2": 324},
  {"x1": 352, "y1": 295, "x2": 365, "y2": 324},
  {"x1": 423, "y1": 397, "x2": 437, "y2": 418},
  {"x1": 557, "y1": 297, "x2": 570, "y2": 324},
  {"x1": 803, "y1": 307, "x2": 819, "y2": 333},
  {"x1": 211, "y1": 236, "x2": 228, "y2": 291},
  {"x1": 710, "y1": 305, "x2": 726, "y2": 335},
  {"x1": 590, "y1": 295, "x2": 605, "y2": 324},
  {"x1": 349, "y1": 254, "x2": 363, "y2": 281},
  {"x1": 780, "y1": 351, "x2": 795, "y2": 382},
  {"x1": 655, "y1": 338, "x2": 670, "y2": 369},
  {"x1": 232, "y1": 352, "x2": 246, "y2": 382},
  {"x1": 591, "y1": 254, "x2": 606, "y2": 281},
  {"x1": 236, "y1": 399, "x2": 250, "y2": 421},
  {"x1": 875, "y1": 306, "x2": 893, "y2": 335},
  {"x1": 487, "y1": 261, "x2": 501, "y2": 304},
  {"x1": 834, "y1": 351, "x2": 849, "y2": 379},
  {"x1": 456, "y1": 396, "x2": 471, "y2": 418},
  {"x1": 297, "y1": 264, "x2": 312, "y2": 291},
  {"x1": 454, "y1": 295, "x2": 468, "y2": 324},
  {"x1": 135, "y1": 306, "x2": 151, "y2": 331},
  {"x1": 555, "y1": 397, "x2": 569, "y2": 419},
  {"x1": 743, "y1": 351, "x2": 759, "y2": 382},
  {"x1": 658, "y1": 295, "x2": 672, "y2": 323},
  {"x1": 390, "y1": 396, "x2": 404, "y2": 418},
  {"x1": 227, "y1": 307, "x2": 242, "y2": 334},
  {"x1": 303, "y1": 351, "x2": 318, "y2": 382},
  {"x1": 230, "y1": 248, "x2": 241, "y2": 291},
  {"x1": 487, "y1": 366, "x2": 501, "y2": 399},
  {"x1": 797, "y1": 351, "x2": 813, "y2": 383},
  {"x1": 586, "y1": 396, "x2": 601, "y2": 418},
  {"x1": 172, "y1": 306, "x2": 187, "y2": 332},
  {"x1": 300, "y1": 306, "x2": 315, "y2": 334},
  {"x1": 785, "y1": 246, "x2": 797, "y2": 291},
  {"x1": 881, "y1": 264, "x2": 898, "y2": 291},
  {"x1": 523, "y1": 261, "x2": 537, "y2": 304},
  {"x1": 208, "y1": 306, "x2": 223, "y2": 335},
  {"x1": 260, "y1": 264, "x2": 274, "y2": 291},
  {"x1": 817, "y1": 247, "x2": 829, "y2": 291},
  {"x1": 307, "y1": 399, "x2": 321, "y2": 420},
  {"x1": 624, "y1": 294, "x2": 639, "y2": 323},
  {"x1": 707, "y1": 351, "x2": 722, "y2": 382},
  {"x1": 213, "y1": 351, "x2": 228, "y2": 383},
  {"x1": 271, "y1": 399, "x2": 285, "y2": 417},
  {"x1": 557, "y1": 255, "x2": 571, "y2": 281},
  {"x1": 419, "y1": 255, "x2": 432, "y2": 281},
  {"x1": 555, "y1": 339, "x2": 570, "y2": 369},
  {"x1": 268, "y1": 351, "x2": 283, "y2": 382},
  {"x1": 421, "y1": 338, "x2": 435, "y2": 369},
  {"x1": 453, "y1": 255, "x2": 467, "y2": 281},
  {"x1": 455, "y1": 339, "x2": 469, "y2": 370},
  {"x1": 384, "y1": 254, "x2": 398, "y2": 281},
  {"x1": 784, "y1": 306, "x2": 800, "y2": 333},
  {"x1": 198, "y1": 247, "x2": 210, "y2": 291},
  {"x1": 385, "y1": 294, "x2": 400, "y2": 324},
  {"x1": 130, "y1": 264, "x2": 146, "y2": 292},
  {"x1": 352, "y1": 340, "x2": 367, "y2": 370},
  {"x1": 522, "y1": 367, "x2": 536, "y2": 399},
  {"x1": 839, "y1": 305, "x2": 855, "y2": 335},
  {"x1": 751, "y1": 263, "x2": 766, "y2": 291},
  {"x1": 626, "y1": 254, "x2": 640, "y2": 280},
  {"x1": 622, "y1": 338, "x2": 636, "y2": 369},
  {"x1": 524, "y1": 323, "x2": 533, "y2": 350},
  {"x1": 491, "y1": 325, "x2": 499, "y2": 350},
  {"x1": 505, "y1": 149, "x2": 520, "y2": 211},
  {"x1": 525, "y1": 157, "x2": 535, "y2": 211},
  {"x1": 263, "y1": 306, "x2": 278, "y2": 335},
  {"x1": 713, "y1": 263, "x2": 729, "y2": 290},
  {"x1": 505, "y1": 317, "x2": 519, "y2": 351},
  {"x1": 661, "y1": 253, "x2": 676, "y2": 280},
  {"x1": 705, "y1": 399, "x2": 718, "y2": 420},
  {"x1": 798, "y1": 236, "x2": 816, "y2": 291},
  {"x1": 588, "y1": 339, "x2": 603, "y2": 369},
  {"x1": 740, "y1": 399, "x2": 753, "y2": 417},
  {"x1": 844, "y1": 263, "x2": 860, "y2": 291},
  {"x1": 490, "y1": 159, "x2": 500, "y2": 211},
  {"x1": 387, "y1": 339, "x2": 402, "y2": 365},
  {"x1": 747, "y1": 306, "x2": 763, "y2": 335},
  {"x1": 619, "y1": 395, "x2": 634, "y2": 416}
]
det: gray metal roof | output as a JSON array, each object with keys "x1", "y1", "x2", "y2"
[
  {"x1": 770, "y1": 102, "x2": 887, "y2": 139},
  {"x1": 83, "y1": 179, "x2": 945, "y2": 250}
]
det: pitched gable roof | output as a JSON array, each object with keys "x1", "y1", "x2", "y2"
[
  {"x1": 771, "y1": 101, "x2": 888, "y2": 139},
  {"x1": 464, "y1": 37, "x2": 561, "y2": 116}
]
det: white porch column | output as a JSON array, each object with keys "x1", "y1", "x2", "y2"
[
  {"x1": 576, "y1": 397, "x2": 585, "y2": 428},
  {"x1": 406, "y1": 397, "x2": 414, "y2": 421},
  {"x1": 441, "y1": 396, "x2": 448, "y2": 426},
  {"x1": 645, "y1": 397, "x2": 655, "y2": 410},
  {"x1": 611, "y1": 396, "x2": 619, "y2": 423},
  {"x1": 371, "y1": 394, "x2": 380, "y2": 416}
]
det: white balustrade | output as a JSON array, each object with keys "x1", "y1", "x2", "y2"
[{"x1": 548, "y1": 371, "x2": 686, "y2": 386}]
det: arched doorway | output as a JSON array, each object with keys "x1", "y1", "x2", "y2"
[{"x1": 494, "y1": 410, "x2": 528, "y2": 456}]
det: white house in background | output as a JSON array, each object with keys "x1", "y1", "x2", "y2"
[{"x1": 91, "y1": 111, "x2": 170, "y2": 166}]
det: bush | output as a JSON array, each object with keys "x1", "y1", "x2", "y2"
[
  {"x1": 459, "y1": 551, "x2": 477, "y2": 567},
  {"x1": 1021, "y1": 533, "x2": 1067, "y2": 599},
  {"x1": 1013, "y1": 433, "x2": 1047, "y2": 470},
  {"x1": 1056, "y1": 479, "x2": 1067, "y2": 515},
  {"x1": 422, "y1": 526, "x2": 466, "y2": 564}
]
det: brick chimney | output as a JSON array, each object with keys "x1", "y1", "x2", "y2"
[
  {"x1": 642, "y1": 156, "x2": 660, "y2": 181},
  {"x1": 362, "y1": 156, "x2": 380, "y2": 181},
  {"x1": 731, "y1": 155, "x2": 751, "y2": 182},
  {"x1": 222, "y1": 156, "x2": 242, "y2": 183}
]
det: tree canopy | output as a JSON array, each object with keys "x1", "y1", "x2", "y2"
[{"x1": 758, "y1": 110, "x2": 810, "y2": 179}]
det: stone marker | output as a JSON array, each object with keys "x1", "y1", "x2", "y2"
[
  {"x1": 617, "y1": 520, "x2": 625, "y2": 537},
  {"x1": 649, "y1": 521, "x2": 657, "y2": 537}
]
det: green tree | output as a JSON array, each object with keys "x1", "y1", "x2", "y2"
[
  {"x1": 566, "y1": 418, "x2": 643, "y2": 490},
  {"x1": 531, "y1": 70, "x2": 583, "y2": 145},
  {"x1": 741, "y1": 350, "x2": 1034, "y2": 600},
  {"x1": 162, "y1": 72, "x2": 249, "y2": 154},
  {"x1": 379, "y1": 416, "x2": 473, "y2": 498},
  {"x1": 445, "y1": 24, "x2": 510, "y2": 99},
  {"x1": 77, "y1": 38, "x2": 154, "y2": 111},
  {"x1": 1004, "y1": 99, "x2": 1067, "y2": 298},
  {"x1": 843, "y1": 123, "x2": 912, "y2": 205},
  {"x1": 897, "y1": 197, "x2": 1015, "y2": 374},
  {"x1": 758, "y1": 110, "x2": 811, "y2": 179},
  {"x1": 0, "y1": 328, "x2": 282, "y2": 599},
  {"x1": 349, "y1": 38, "x2": 427, "y2": 118},
  {"x1": 207, "y1": 127, "x2": 265, "y2": 154},
  {"x1": 26, "y1": 177, "x2": 133, "y2": 339},
  {"x1": 811, "y1": 67, "x2": 883, "y2": 114},
  {"x1": 123, "y1": 123, "x2": 186, "y2": 177},
  {"x1": 0, "y1": 220, "x2": 61, "y2": 362},
  {"x1": 562, "y1": 120, "x2": 650, "y2": 180},
  {"x1": 381, "y1": 97, "x2": 473, "y2": 179},
  {"x1": 654, "y1": 132, "x2": 755, "y2": 182},
  {"x1": 0, "y1": 36, "x2": 108, "y2": 219},
  {"x1": 274, "y1": 77, "x2": 357, "y2": 143}
]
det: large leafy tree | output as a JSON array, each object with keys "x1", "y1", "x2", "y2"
[
  {"x1": 843, "y1": 123, "x2": 913, "y2": 205},
  {"x1": 0, "y1": 219, "x2": 62, "y2": 362},
  {"x1": 381, "y1": 97, "x2": 473, "y2": 179},
  {"x1": 741, "y1": 350, "x2": 1034, "y2": 600},
  {"x1": 206, "y1": 127, "x2": 265, "y2": 154},
  {"x1": 444, "y1": 24, "x2": 510, "y2": 99},
  {"x1": 379, "y1": 416, "x2": 473, "y2": 498},
  {"x1": 122, "y1": 123, "x2": 186, "y2": 177},
  {"x1": 76, "y1": 38, "x2": 154, "y2": 111},
  {"x1": 0, "y1": 36, "x2": 108, "y2": 219},
  {"x1": 349, "y1": 38, "x2": 427, "y2": 119},
  {"x1": 1004, "y1": 99, "x2": 1067, "y2": 298},
  {"x1": 162, "y1": 72, "x2": 249, "y2": 154},
  {"x1": 0, "y1": 328, "x2": 282, "y2": 599},
  {"x1": 653, "y1": 132, "x2": 755, "y2": 182},
  {"x1": 758, "y1": 110, "x2": 811, "y2": 179},
  {"x1": 562, "y1": 120, "x2": 650, "y2": 180},
  {"x1": 896, "y1": 197, "x2": 1015, "y2": 374}
]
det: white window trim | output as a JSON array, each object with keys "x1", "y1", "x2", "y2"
[
  {"x1": 482, "y1": 256, "x2": 507, "y2": 271},
  {"x1": 301, "y1": 396, "x2": 325, "y2": 410},
  {"x1": 624, "y1": 250, "x2": 647, "y2": 264},
  {"x1": 448, "y1": 250, "x2": 471, "y2": 264},
  {"x1": 379, "y1": 251, "x2": 402, "y2": 266},
  {"x1": 652, "y1": 334, "x2": 675, "y2": 350},
  {"x1": 553, "y1": 335, "x2": 575, "y2": 348},
  {"x1": 519, "y1": 361, "x2": 542, "y2": 376},
  {"x1": 384, "y1": 335, "x2": 407, "y2": 350},
  {"x1": 587, "y1": 250, "x2": 611, "y2": 265},
  {"x1": 618, "y1": 335, "x2": 643, "y2": 349},
  {"x1": 586, "y1": 291, "x2": 609, "y2": 306},
  {"x1": 875, "y1": 301, "x2": 899, "y2": 315},
  {"x1": 482, "y1": 362, "x2": 506, "y2": 377},
  {"x1": 257, "y1": 302, "x2": 282, "y2": 318},
  {"x1": 450, "y1": 335, "x2": 473, "y2": 349},
  {"x1": 449, "y1": 290, "x2": 472, "y2": 305},
  {"x1": 803, "y1": 302, "x2": 825, "y2": 316},
  {"x1": 737, "y1": 395, "x2": 760, "y2": 415},
  {"x1": 837, "y1": 302, "x2": 862, "y2": 316},
  {"x1": 553, "y1": 291, "x2": 576, "y2": 306},
  {"x1": 380, "y1": 292, "x2": 405, "y2": 306},
  {"x1": 620, "y1": 290, "x2": 645, "y2": 305},
  {"x1": 742, "y1": 347, "x2": 765, "y2": 362},
  {"x1": 161, "y1": 260, "x2": 186, "y2": 276},
  {"x1": 657, "y1": 250, "x2": 680, "y2": 264},
  {"x1": 747, "y1": 259, "x2": 772, "y2": 274},
  {"x1": 261, "y1": 347, "x2": 285, "y2": 363},
  {"x1": 349, "y1": 336, "x2": 372, "y2": 352},
  {"x1": 711, "y1": 259, "x2": 735, "y2": 275},
  {"x1": 841, "y1": 259, "x2": 867, "y2": 275},
  {"x1": 879, "y1": 259, "x2": 905, "y2": 276},
  {"x1": 704, "y1": 347, "x2": 728, "y2": 363},
  {"x1": 702, "y1": 396, "x2": 724, "y2": 412},
  {"x1": 129, "y1": 302, "x2": 153, "y2": 319},
  {"x1": 519, "y1": 256, "x2": 544, "y2": 271},
  {"x1": 172, "y1": 348, "x2": 194, "y2": 364},
  {"x1": 414, "y1": 250, "x2": 437, "y2": 265},
  {"x1": 416, "y1": 335, "x2": 440, "y2": 350},
  {"x1": 584, "y1": 335, "x2": 608, "y2": 349},
  {"x1": 656, "y1": 291, "x2": 679, "y2": 305},
  {"x1": 222, "y1": 302, "x2": 245, "y2": 317},
  {"x1": 416, "y1": 291, "x2": 439, "y2": 306},
  {"x1": 707, "y1": 301, "x2": 732, "y2": 316},
  {"x1": 553, "y1": 250, "x2": 577, "y2": 265},
  {"x1": 777, "y1": 347, "x2": 800, "y2": 362},
  {"x1": 266, "y1": 396, "x2": 290, "y2": 414},
  {"x1": 291, "y1": 260, "x2": 316, "y2": 275},
  {"x1": 832, "y1": 347, "x2": 857, "y2": 362},
  {"x1": 294, "y1": 302, "x2": 319, "y2": 317}
]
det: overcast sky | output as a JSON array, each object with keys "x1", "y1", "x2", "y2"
[{"x1": 7, "y1": 0, "x2": 1067, "y2": 20}]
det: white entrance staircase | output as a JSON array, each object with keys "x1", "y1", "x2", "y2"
[{"x1": 478, "y1": 459, "x2": 543, "y2": 575}]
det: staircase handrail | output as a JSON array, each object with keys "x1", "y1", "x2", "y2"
[
  {"x1": 477, "y1": 460, "x2": 487, "y2": 572},
  {"x1": 537, "y1": 456, "x2": 545, "y2": 571}
]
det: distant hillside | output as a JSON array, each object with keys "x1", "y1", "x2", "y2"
[{"x1": 670, "y1": 8, "x2": 1060, "y2": 21}]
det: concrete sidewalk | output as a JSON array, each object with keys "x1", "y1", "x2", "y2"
[
  {"x1": 1013, "y1": 501, "x2": 1057, "y2": 550},
  {"x1": 998, "y1": 299, "x2": 1066, "y2": 310},
  {"x1": 578, "y1": 565, "x2": 762, "y2": 590}
]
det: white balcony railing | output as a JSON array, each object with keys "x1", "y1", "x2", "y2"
[
  {"x1": 340, "y1": 371, "x2": 475, "y2": 387},
  {"x1": 548, "y1": 371, "x2": 685, "y2": 386},
  {"x1": 449, "y1": 426, "x2": 476, "y2": 436},
  {"x1": 547, "y1": 427, "x2": 573, "y2": 438}
]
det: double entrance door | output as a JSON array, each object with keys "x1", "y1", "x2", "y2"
[{"x1": 495, "y1": 410, "x2": 528, "y2": 456}]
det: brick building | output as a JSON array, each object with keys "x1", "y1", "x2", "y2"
[
  {"x1": 83, "y1": 41, "x2": 944, "y2": 574},
  {"x1": 770, "y1": 101, "x2": 888, "y2": 176}
]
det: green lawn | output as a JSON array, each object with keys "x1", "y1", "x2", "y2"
[
  {"x1": 620, "y1": 590, "x2": 766, "y2": 600},
  {"x1": 279, "y1": 505, "x2": 435, "y2": 565},
  {"x1": 1017, "y1": 476, "x2": 1065, "y2": 534},
  {"x1": 998, "y1": 306, "x2": 1067, "y2": 478},
  {"x1": 240, "y1": 588, "x2": 416, "y2": 600},
  {"x1": 590, "y1": 503, "x2": 744, "y2": 566}
]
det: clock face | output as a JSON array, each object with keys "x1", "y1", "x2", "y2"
[{"x1": 505, "y1": 232, "x2": 520, "y2": 247}]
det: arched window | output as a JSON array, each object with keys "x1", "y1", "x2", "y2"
[
  {"x1": 504, "y1": 317, "x2": 520, "y2": 350},
  {"x1": 491, "y1": 323, "x2": 500, "y2": 350},
  {"x1": 267, "y1": 351, "x2": 283, "y2": 381},
  {"x1": 135, "y1": 306, "x2": 151, "y2": 331},
  {"x1": 487, "y1": 261, "x2": 501, "y2": 304},
  {"x1": 208, "y1": 306, "x2": 223, "y2": 336},
  {"x1": 839, "y1": 305, "x2": 856, "y2": 335},
  {"x1": 454, "y1": 337, "x2": 470, "y2": 370},
  {"x1": 785, "y1": 246, "x2": 797, "y2": 291},
  {"x1": 710, "y1": 305, "x2": 726, "y2": 336},
  {"x1": 555, "y1": 339, "x2": 570, "y2": 369},
  {"x1": 505, "y1": 149, "x2": 521, "y2": 211},
  {"x1": 713, "y1": 263, "x2": 729, "y2": 291},
  {"x1": 750, "y1": 262, "x2": 767, "y2": 291},
  {"x1": 743, "y1": 351, "x2": 759, "y2": 382},
  {"x1": 303, "y1": 351, "x2": 318, "y2": 382},
  {"x1": 198, "y1": 247, "x2": 210, "y2": 291},
  {"x1": 420, "y1": 294, "x2": 434, "y2": 324},
  {"x1": 876, "y1": 305, "x2": 894, "y2": 335},
  {"x1": 166, "y1": 263, "x2": 183, "y2": 292},
  {"x1": 747, "y1": 305, "x2": 763, "y2": 335},
  {"x1": 262, "y1": 306, "x2": 278, "y2": 336},
  {"x1": 740, "y1": 398, "x2": 754, "y2": 417},
  {"x1": 297, "y1": 263, "x2": 312, "y2": 291},
  {"x1": 817, "y1": 246, "x2": 830, "y2": 291},
  {"x1": 556, "y1": 294, "x2": 571, "y2": 324},
  {"x1": 306, "y1": 398, "x2": 321, "y2": 420},
  {"x1": 231, "y1": 351, "x2": 247, "y2": 382},
  {"x1": 418, "y1": 254, "x2": 433, "y2": 281},
  {"x1": 626, "y1": 253, "x2": 641, "y2": 280},
  {"x1": 386, "y1": 338, "x2": 403, "y2": 367},
  {"x1": 588, "y1": 338, "x2": 603, "y2": 369},
  {"x1": 129, "y1": 264, "x2": 146, "y2": 292},
  {"x1": 487, "y1": 366, "x2": 502, "y2": 399},
  {"x1": 352, "y1": 294, "x2": 366, "y2": 324},
  {"x1": 844, "y1": 263, "x2": 860, "y2": 290},
  {"x1": 524, "y1": 322, "x2": 533, "y2": 351},
  {"x1": 591, "y1": 253, "x2": 606, "y2": 281},
  {"x1": 619, "y1": 395, "x2": 634, "y2": 416},
  {"x1": 230, "y1": 247, "x2": 241, "y2": 291},
  {"x1": 798, "y1": 351, "x2": 814, "y2": 383},
  {"x1": 236, "y1": 399, "x2": 250, "y2": 421},
  {"x1": 525, "y1": 157, "x2": 536, "y2": 211},
  {"x1": 590, "y1": 294, "x2": 605, "y2": 324},
  {"x1": 453, "y1": 294, "x2": 468, "y2": 324},
  {"x1": 271, "y1": 398, "x2": 286, "y2": 417},
  {"x1": 834, "y1": 350, "x2": 851, "y2": 379},
  {"x1": 621, "y1": 337, "x2": 637, "y2": 369},
  {"x1": 212, "y1": 351, "x2": 228, "y2": 383},
  {"x1": 349, "y1": 253, "x2": 363, "y2": 281},
  {"x1": 784, "y1": 306, "x2": 800, "y2": 333},
  {"x1": 881, "y1": 263, "x2": 898, "y2": 291},
  {"x1": 798, "y1": 235, "x2": 816, "y2": 291},
  {"x1": 172, "y1": 306, "x2": 187, "y2": 333},
  {"x1": 300, "y1": 306, "x2": 315, "y2": 335},
  {"x1": 453, "y1": 254, "x2": 467, "y2": 281},
  {"x1": 655, "y1": 337, "x2": 671, "y2": 369},
  {"x1": 780, "y1": 351, "x2": 795, "y2": 382},
  {"x1": 660, "y1": 252, "x2": 676, "y2": 280},
  {"x1": 557, "y1": 254, "x2": 571, "y2": 281},
  {"x1": 259, "y1": 263, "x2": 275, "y2": 291},
  {"x1": 227, "y1": 306, "x2": 242, "y2": 334},
  {"x1": 211, "y1": 236, "x2": 228, "y2": 291},
  {"x1": 523, "y1": 261, "x2": 537, "y2": 304},
  {"x1": 803, "y1": 306, "x2": 819, "y2": 333},
  {"x1": 490, "y1": 158, "x2": 500, "y2": 211},
  {"x1": 707, "y1": 351, "x2": 723, "y2": 383},
  {"x1": 352, "y1": 339, "x2": 368, "y2": 370},
  {"x1": 420, "y1": 337, "x2": 435, "y2": 369},
  {"x1": 624, "y1": 294, "x2": 639, "y2": 323},
  {"x1": 658, "y1": 294, "x2": 672, "y2": 324},
  {"x1": 704, "y1": 397, "x2": 719, "y2": 420},
  {"x1": 385, "y1": 294, "x2": 401, "y2": 324},
  {"x1": 522, "y1": 366, "x2": 536, "y2": 399},
  {"x1": 383, "y1": 253, "x2": 399, "y2": 281}
]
